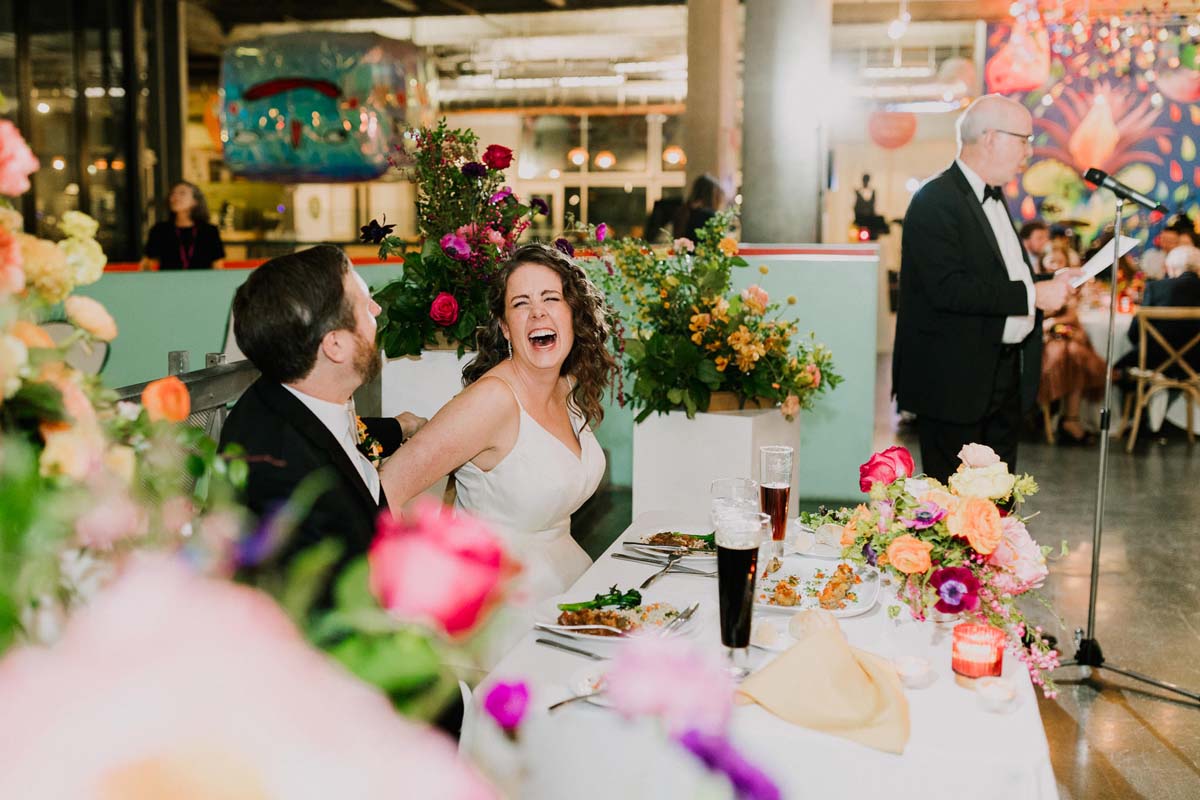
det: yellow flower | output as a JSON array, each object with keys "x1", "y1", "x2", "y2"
[
  {"x1": 710, "y1": 296, "x2": 730, "y2": 323},
  {"x1": 658, "y1": 288, "x2": 669, "y2": 299},
  {"x1": 758, "y1": 264, "x2": 769, "y2": 274},
  {"x1": 689, "y1": 312, "x2": 711, "y2": 333},
  {"x1": 740, "y1": 285, "x2": 769, "y2": 315},
  {"x1": 717, "y1": 237, "x2": 738, "y2": 257},
  {"x1": 19, "y1": 234, "x2": 71, "y2": 304},
  {"x1": 663, "y1": 302, "x2": 670, "y2": 309},
  {"x1": 787, "y1": 295, "x2": 797, "y2": 305},
  {"x1": 715, "y1": 356, "x2": 729, "y2": 372},
  {"x1": 665, "y1": 275, "x2": 680, "y2": 287},
  {"x1": 691, "y1": 331, "x2": 704, "y2": 345},
  {"x1": 705, "y1": 341, "x2": 722, "y2": 352}
]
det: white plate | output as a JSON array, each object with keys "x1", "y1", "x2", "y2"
[
  {"x1": 787, "y1": 520, "x2": 844, "y2": 559},
  {"x1": 754, "y1": 556, "x2": 879, "y2": 618},
  {"x1": 537, "y1": 595, "x2": 694, "y2": 641},
  {"x1": 748, "y1": 617, "x2": 795, "y2": 653},
  {"x1": 633, "y1": 528, "x2": 717, "y2": 561},
  {"x1": 567, "y1": 665, "x2": 612, "y2": 707}
]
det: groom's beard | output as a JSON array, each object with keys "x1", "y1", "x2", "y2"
[{"x1": 353, "y1": 331, "x2": 383, "y2": 385}]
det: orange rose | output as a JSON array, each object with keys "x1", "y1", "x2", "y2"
[
  {"x1": 918, "y1": 488, "x2": 958, "y2": 514},
  {"x1": 841, "y1": 503, "x2": 870, "y2": 546},
  {"x1": 946, "y1": 495, "x2": 1003, "y2": 555},
  {"x1": 9, "y1": 320, "x2": 55, "y2": 349},
  {"x1": 141, "y1": 376, "x2": 191, "y2": 423},
  {"x1": 885, "y1": 535, "x2": 933, "y2": 574}
]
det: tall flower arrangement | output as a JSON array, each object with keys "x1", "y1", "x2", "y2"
[
  {"x1": 365, "y1": 121, "x2": 546, "y2": 356},
  {"x1": 577, "y1": 212, "x2": 840, "y2": 421},
  {"x1": 826, "y1": 443, "x2": 1061, "y2": 695}
]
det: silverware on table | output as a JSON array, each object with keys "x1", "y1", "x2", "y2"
[
  {"x1": 661, "y1": 602, "x2": 699, "y2": 634},
  {"x1": 534, "y1": 622, "x2": 627, "y2": 636},
  {"x1": 640, "y1": 551, "x2": 686, "y2": 589},
  {"x1": 548, "y1": 690, "x2": 605, "y2": 712},
  {"x1": 622, "y1": 541, "x2": 714, "y2": 557},
  {"x1": 535, "y1": 637, "x2": 606, "y2": 661},
  {"x1": 611, "y1": 552, "x2": 716, "y2": 576}
]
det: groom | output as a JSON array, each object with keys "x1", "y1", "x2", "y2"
[{"x1": 220, "y1": 245, "x2": 423, "y2": 574}]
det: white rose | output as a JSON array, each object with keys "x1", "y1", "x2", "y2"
[
  {"x1": 0, "y1": 206, "x2": 23, "y2": 233},
  {"x1": 59, "y1": 236, "x2": 106, "y2": 287},
  {"x1": 949, "y1": 462, "x2": 1015, "y2": 500},
  {"x1": 0, "y1": 333, "x2": 28, "y2": 398},
  {"x1": 957, "y1": 443, "x2": 1000, "y2": 468},
  {"x1": 904, "y1": 477, "x2": 931, "y2": 500},
  {"x1": 59, "y1": 210, "x2": 99, "y2": 240}
]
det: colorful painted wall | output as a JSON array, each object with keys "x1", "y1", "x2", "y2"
[{"x1": 986, "y1": 14, "x2": 1200, "y2": 243}]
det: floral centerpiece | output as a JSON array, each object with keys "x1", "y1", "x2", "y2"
[
  {"x1": 823, "y1": 443, "x2": 1061, "y2": 695},
  {"x1": 576, "y1": 212, "x2": 840, "y2": 421},
  {"x1": 364, "y1": 120, "x2": 546, "y2": 356}
]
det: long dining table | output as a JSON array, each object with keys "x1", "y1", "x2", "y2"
[{"x1": 462, "y1": 510, "x2": 1059, "y2": 800}]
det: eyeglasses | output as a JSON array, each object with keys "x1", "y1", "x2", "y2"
[{"x1": 990, "y1": 129, "x2": 1034, "y2": 145}]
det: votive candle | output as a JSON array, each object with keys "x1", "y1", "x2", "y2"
[{"x1": 951, "y1": 623, "x2": 1004, "y2": 680}]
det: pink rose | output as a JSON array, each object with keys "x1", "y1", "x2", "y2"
[
  {"x1": 429, "y1": 292, "x2": 459, "y2": 327},
  {"x1": 485, "y1": 227, "x2": 505, "y2": 248},
  {"x1": 605, "y1": 634, "x2": 734, "y2": 736},
  {"x1": 805, "y1": 363, "x2": 821, "y2": 389},
  {"x1": 780, "y1": 394, "x2": 800, "y2": 417},
  {"x1": 987, "y1": 515, "x2": 1048, "y2": 595},
  {"x1": 481, "y1": 144, "x2": 513, "y2": 170},
  {"x1": 0, "y1": 121, "x2": 39, "y2": 198},
  {"x1": 369, "y1": 500, "x2": 514, "y2": 639},
  {"x1": 673, "y1": 237, "x2": 695, "y2": 253},
  {"x1": 0, "y1": 224, "x2": 24, "y2": 296},
  {"x1": 858, "y1": 446, "x2": 916, "y2": 493},
  {"x1": 740, "y1": 284, "x2": 769, "y2": 315},
  {"x1": 957, "y1": 443, "x2": 1000, "y2": 469}
]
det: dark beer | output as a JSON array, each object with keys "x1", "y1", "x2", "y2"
[
  {"x1": 760, "y1": 482, "x2": 790, "y2": 542},
  {"x1": 717, "y1": 542, "x2": 760, "y2": 648}
]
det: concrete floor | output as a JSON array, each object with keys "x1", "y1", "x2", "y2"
[{"x1": 574, "y1": 358, "x2": 1200, "y2": 798}]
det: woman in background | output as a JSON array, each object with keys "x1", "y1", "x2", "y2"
[
  {"x1": 141, "y1": 182, "x2": 226, "y2": 271},
  {"x1": 673, "y1": 173, "x2": 725, "y2": 242}
]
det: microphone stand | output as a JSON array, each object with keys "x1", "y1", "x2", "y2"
[{"x1": 1055, "y1": 195, "x2": 1200, "y2": 704}]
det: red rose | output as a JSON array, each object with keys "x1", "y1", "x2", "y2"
[
  {"x1": 481, "y1": 144, "x2": 513, "y2": 170},
  {"x1": 369, "y1": 500, "x2": 515, "y2": 639},
  {"x1": 858, "y1": 445, "x2": 916, "y2": 493},
  {"x1": 429, "y1": 292, "x2": 459, "y2": 326}
]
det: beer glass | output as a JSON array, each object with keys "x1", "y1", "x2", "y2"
[
  {"x1": 715, "y1": 510, "x2": 768, "y2": 679},
  {"x1": 758, "y1": 445, "x2": 793, "y2": 557}
]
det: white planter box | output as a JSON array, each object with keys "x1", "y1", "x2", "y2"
[{"x1": 632, "y1": 407, "x2": 800, "y2": 519}]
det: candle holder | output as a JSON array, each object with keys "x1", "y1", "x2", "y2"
[{"x1": 951, "y1": 623, "x2": 1004, "y2": 689}]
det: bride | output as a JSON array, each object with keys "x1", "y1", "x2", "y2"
[{"x1": 379, "y1": 243, "x2": 616, "y2": 603}]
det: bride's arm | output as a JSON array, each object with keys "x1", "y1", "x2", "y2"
[{"x1": 378, "y1": 377, "x2": 517, "y2": 510}]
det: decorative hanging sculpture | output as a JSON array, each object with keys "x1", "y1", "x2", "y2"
[
  {"x1": 985, "y1": 19, "x2": 1050, "y2": 94},
  {"x1": 867, "y1": 111, "x2": 918, "y2": 150},
  {"x1": 220, "y1": 33, "x2": 434, "y2": 182}
]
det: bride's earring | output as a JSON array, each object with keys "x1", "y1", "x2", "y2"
[{"x1": 506, "y1": 337, "x2": 512, "y2": 359}]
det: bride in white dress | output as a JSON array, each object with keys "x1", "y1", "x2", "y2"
[{"x1": 379, "y1": 243, "x2": 616, "y2": 654}]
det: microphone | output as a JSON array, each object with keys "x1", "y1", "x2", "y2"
[{"x1": 1084, "y1": 167, "x2": 1168, "y2": 214}]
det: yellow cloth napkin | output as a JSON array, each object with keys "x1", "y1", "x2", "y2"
[{"x1": 735, "y1": 611, "x2": 910, "y2": 754}]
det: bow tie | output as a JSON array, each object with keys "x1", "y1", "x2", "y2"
[{"x1": 982, "y1": 185, "x2": 1005, "y2": 203}]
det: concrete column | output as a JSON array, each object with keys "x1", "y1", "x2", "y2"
[
  {"x1": 684, "y1": 0, "x2": 740, "y2": 201},
  {"x1": 741, "y1": 0, "x2": 832, "y2": 242}
]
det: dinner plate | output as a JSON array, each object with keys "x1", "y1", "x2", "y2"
[
  {"x1": 567, "y1": 665, "x2": 612, "y2": 708},
  {"x1": 535, "y1": 595, "x2": 696, "y2": 641},
  {"x1": 630, "y1": 527, "x2": 718, "y2": 561},
  {"x1": 787, "y1": 520, "x2": 844, "y2": 559},
  {"x1": 754, "y1": 555, "x2": 879, "y2": 618}
]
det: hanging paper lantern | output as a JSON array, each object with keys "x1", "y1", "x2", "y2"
[
  {"x1": 868, "y1": 111, "x2": 918, "y2": 150},
  {"x1": 985, "y1": 20, "x2": 1050, "y2": 93}
]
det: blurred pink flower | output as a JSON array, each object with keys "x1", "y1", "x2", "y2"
[
  {"x1": 804, "y1": 363, "x2": 821, "y2": 389},
  {"x1": 987, "y1": 515, "x2": 1048, "y2": 595},
  {"x1": 370, "y1": 500, "x2": 515, "y2": 639},
  {"x1": 0, "y1": 558, "x2": 496, "y2": 800},
  {"x1": 673, "y1": 237, "x2": 695, "y2": 253},
  {"x1": 740, "y1": 284, "x2": 769, "y2": 315},
  {"x1": 604, "y1": 634, "x2": 734, "y2": 736},
  {"x1": 74, "y1": 490, "x2": 147, "y2": 549},
  {"x1": 0, "y1": 224, "x2": 24, "y2": 296},
  {"x1": 0, "y1": 121, "x2": 39, "y2": 198}
]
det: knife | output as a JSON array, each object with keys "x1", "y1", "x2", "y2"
[
  {"x1": 611, "y1": 553, "x2": 716, "y2": 576},
  {"x1": 640, "y1": 552, "x2": 686, "y2": 589},
  {"x1": 535, "y1": 637, "x2": 607, "y2": 661}
]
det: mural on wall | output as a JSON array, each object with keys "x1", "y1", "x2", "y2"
[
  {"x1": 220, "y1": 33, "x2": 435, "y2": 182},
  {"x1": 986, "y1": 7, "x2": 1200, "y2": 244}
]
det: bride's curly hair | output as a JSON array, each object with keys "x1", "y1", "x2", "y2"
[{"x1": 463, "y1": 243, "x2": 617, "y2": 427}]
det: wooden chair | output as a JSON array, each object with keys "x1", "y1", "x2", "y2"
[
  {"x1": 1039, "y1": 401, "x2": 1056, "y2": 444},
  {"x1": 1119, "y1": 307, "x2": 1200, "y2": 451}
]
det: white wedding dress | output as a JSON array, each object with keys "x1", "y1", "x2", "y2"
[{"x1": 454, "y1": 378, "x2": 604, "y2": 665}]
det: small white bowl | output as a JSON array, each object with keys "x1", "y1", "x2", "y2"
[
  {"x1": 892, "y1": 655, "x2": 934, "y2": 689},
  {"x1": 975, "y1": 677, "x2": 1017, "y2": 713}
]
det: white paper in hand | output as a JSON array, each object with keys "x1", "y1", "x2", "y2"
[{"x1": 1070, "y1": 236, "x2": 1141, "y2": 288}]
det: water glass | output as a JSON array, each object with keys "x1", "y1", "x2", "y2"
[{"x1": 709, "y1": 477, "x2": 759, "y2": 527}]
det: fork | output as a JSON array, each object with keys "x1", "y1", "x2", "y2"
[
  {"x1": 639, "y1": 551, "x2": 686, "y2": 589},
  {"x1": 534, "y1": 622, "x2": 627, "y2": 636},
  {"x1": 661, "y1": 602, "x2": 699, "y2": 635}
]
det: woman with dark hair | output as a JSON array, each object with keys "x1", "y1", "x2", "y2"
[
  {"x1": 141, "y1": 182, "x2": 226, "y2": 270},
  {"x1": 380, "y1": 243, "x2": 616, "y2": 619},
  {"x1": 673, "y1": 173, "x2": 725, "y2": 241}
]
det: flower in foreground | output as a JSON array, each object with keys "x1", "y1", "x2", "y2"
[
  {"x1": 929, "y1": 566, "x2": 980, "y2": 614},
  {"x1": 369, "y1": 500, "x2": 514, "y2": 639},
  {"x1": 359, "y1": 217, "x2": 396, "y2": 244},
  {"x1": 488, "y1": 186, "x2": 512, "y2": 205},
  {"x1": 141, "y1": 375, "x2": 191, "y2": 423},
  {"x1": 0, "y1": 558, "x2": 496, "y2": 800},
  {"x1": 858, "y1": 445, "x2": 915, "y2": 493},
  {"x1": 740, "y1": 284, "x2": 769, "y2": 315},
  {"x1": 677, "y1": 729, "x2": 781, "y2": 800},
  {"x1": 59, "y1": 210, "x2": 99, "y2": 240},
  {"x1": 604, "y1": 634, "x2": 733, "y2": 736},
  {"x1": 440, "y1": 233, "x2": 472, "y2": 261},
  {"x1": 717, "y1": 236, "x2": 738, "y2": 257},
  {"x1": 673, "y1": 237, "x2": 695, "y2": 253},
  {"x1": 553, "y1": 237, "x2": 575, "y2": 258},
  {"x1": 988, "y1": 515, "x2": 1048, "y2": 594},
  {"x1": 885, "y1": 534, "x2": 933, "y2": 574},
  {"x1": 481, "y1": 144, "x2": 513, "y2": 170},
  {"x1": 957, "y1": 442, "x2": 1000, "y2": 468},
  {"x1": 429, "y1": 292, "x2": 460, "y2": 327},
  {"x1": 0, "y1": 119, "x2": 39, "y2": 197},
  {"x1": 481, "y1": 680, "x2": 529, "y2": 735},
  {"x1": 900, "y1": 501, "x2": 947, "y2": 530},
  {"x1": 946, "y1": 495, "x2": 1003, "y2": 555},
  {"x1": 64, "y1": 295, "x2": 118, "y2": 342}
]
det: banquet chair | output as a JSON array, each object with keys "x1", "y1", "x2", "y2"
[{"x1": 1120, "y1": 307, "x2": 1200, "y2": 451}]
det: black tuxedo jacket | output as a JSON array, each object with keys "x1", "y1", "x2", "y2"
[
  {"x1": 893, "y1": 162, "x2": 1046, "y2": 424},
  {"x1": 1121, "y1": 271, "x2": 1200, "y2": 376},
  {"x1": 219, "y1": 378, "x2": 404, "y2": 572}
]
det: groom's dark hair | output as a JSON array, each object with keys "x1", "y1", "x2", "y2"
[{"x1": 232, "y1": 245, "x2": 358, "y2": 383}]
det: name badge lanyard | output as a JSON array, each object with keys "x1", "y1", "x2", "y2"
[{"x1": 177, "y1": 227, "x2": 197, "y2": 270}]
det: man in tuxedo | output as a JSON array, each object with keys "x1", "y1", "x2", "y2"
[
  {"x1": 1116, "y1": 245, "x2": 1200, "y2": 378},
  {"x1": 220, "y1": 245, "x2": 424, "y2": 574},
  {"x1": 893, "y1": 94, "x2": 1077, "y2": 482}
]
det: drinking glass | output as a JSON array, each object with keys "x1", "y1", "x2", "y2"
[
  {"x1": 758, "y1": 445, "x2": 794, "y2": 556},
  {"x1": 715, "y1": 510, "x2": 768, "y2": 679},
  {"x1": 709, "y1": 477, "x2": 759, "y2": 527}
]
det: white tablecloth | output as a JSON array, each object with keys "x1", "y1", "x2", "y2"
[{"x1": 463, "y1": 511, "x2": 1059, "y2": 800}]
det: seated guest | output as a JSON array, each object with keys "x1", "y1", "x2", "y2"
[
  {"x1": 380, "y1": 243, "x2": 616, "y2": 604},
  {"x1": 674, "y1": 174, "x2": 725, "y2": 242},
  {"x1": 1038, "y1": 247, "x2": 1107, "y2": 444},
  {"x1": 1139, "y1": 226, "x2": 1179, "y2": 280},
  {"x1": 1115, "y1": 244, "x2": 1200, "y2": 379},
  {"x1": 141, "y1": 182, "x2": 227, "y2": 271},
  {"x1": 1019, "y1": 219, "x2": 1050, "y2": 274},
  {"x1": 220, "y1": 245, "x2": 424, "y2": 580}
]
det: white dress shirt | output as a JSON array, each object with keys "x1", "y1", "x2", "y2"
[
  {"x1": 282, "y1": 384, "x2": 381, "y2": 503},
  {"x1": 956, "y1": 159, "x2": 1036, "y2": 343}
]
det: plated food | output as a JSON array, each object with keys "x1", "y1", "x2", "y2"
[
  {"x1": 755, "y1": 556, "x2": 878, "y2": 618},
  {"x1": 544, "y1": 585, "x2": 684, "y2": 638},
  {"x1": 641, "y1": 531, "x2": 716, "y2": 552}
]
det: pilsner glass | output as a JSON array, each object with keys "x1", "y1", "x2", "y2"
[
  {"x1": 715, "y1": 510, "x2": 768, "y2": 679},
  {"x1": 759, "y1": 445, "x2": 794, "y2": 556},
  {"x1": 709, "y1": 477, "x2": 759, "y2": 527}
]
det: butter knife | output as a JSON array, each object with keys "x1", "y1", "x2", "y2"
[
  {"x1": 535, "y1": 637, "x2": 606, "y2": 661},
  {"x1": 612, "y1": 553, "x2": 716, "y2": 576}
]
